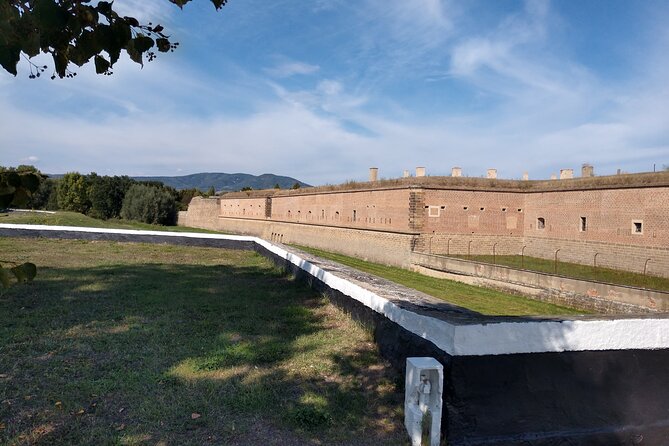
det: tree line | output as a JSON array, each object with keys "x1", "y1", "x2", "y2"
[{"x1": 1, "y1": 165, "x2": 210, "y2": 226}]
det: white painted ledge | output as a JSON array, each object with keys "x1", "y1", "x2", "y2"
[{"x1": 2, "y1": 223, "x2": 669, "y2": 357}]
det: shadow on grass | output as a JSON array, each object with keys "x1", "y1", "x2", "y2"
[{"x1": 0, "y1": 263, "x2": 405, "y2": 445}]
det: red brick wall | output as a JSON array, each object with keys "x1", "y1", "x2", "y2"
[
  {"x1": 422, "y1": 189, "x2": 526, "y2": 236},
  {"x1": 523, "y1": 187, "x2": 669, "y2": 247},
  {"x1": 268, "y1": 188, "x2": 412, "y2": 233},
  {"x1": 179, "y1": 185, "x2": 669, "y2": 277},
  {"x1": 219, "y1": 197, "x2": 268, "y2": 220}
]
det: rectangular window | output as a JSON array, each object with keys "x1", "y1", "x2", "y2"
[
  {"x1": 428, "y1": 206, "x2": 440, "y2": 217},
  {"x1": 353, "y1": 210, "x2": 356, "y2": 222},
  {"x1": 632, "y1": 220, "x2": 643, "y2": 234},
  {"x1": 537, "y1": 217, "x2": 545, "y2": 229},
  {"x1": 580, "y1": 217, "x2": 587, "y2": 232}
]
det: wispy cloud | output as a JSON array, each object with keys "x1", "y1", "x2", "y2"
[{"x1": 265, "y1": 60, "x2": 320, "y2": 78}]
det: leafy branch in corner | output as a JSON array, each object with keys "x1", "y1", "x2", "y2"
[
  {"x1": 0, "y1": 0, "x2": 228, "y2": 79},
  {"x1": 0, "y1": 166, "x2": 45, "y2": 290},
  {"x1": 0, "y1": 260, "x2": 37, "y2": 290}
]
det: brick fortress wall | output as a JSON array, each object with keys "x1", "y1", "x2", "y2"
[{"x1": 179, "y1": 174, "x2": 669, "y2": 278}]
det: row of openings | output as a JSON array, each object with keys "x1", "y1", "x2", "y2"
[
  {"x1": 536, "y1": 217, "x2": 644, "y2": 234},
  {"x1": 285, "y1": 209, "x2": 391, "y2": 225},
  {"x1": 426, "y1": 205, "x2": 523, "y2": 217}
]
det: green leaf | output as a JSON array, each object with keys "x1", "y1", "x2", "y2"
[
  {"x1": 10, "y1": 265, "x2": 26, "y2": 283},
  {"x1": 0, "y1": 268, "x2": 11, "y2": 289},
  {"x1": 156, "y1": 38, "x2": 170, "y2": 53},
  {"x1": 22, "y1": 32, "x2": 41, "y2": 58},
  {"x1": 96, "y1": 2, "x2": 113, "y2": 15},
  {"x1": 133, "y1": 35, "x2": 154, "y2": 53},
  {"x1": 124, "y1": 16, "x2": 139, "y2": 27},
  {"x1": 211, "y1": 0, "x2": 228, "y2": 10},
  {"x1": 53, "y1": 51, "x2": 68, "y2": 78},
  {"x1": 94, "y1": 55, "x2": 110, "y2": 74},
  {"x1": 21, "y1": 263, "x2": 37, "y2": 282}
]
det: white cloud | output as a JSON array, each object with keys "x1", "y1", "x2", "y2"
[{"x1": 265, "y1": 61, "x2": 320, "y2": 78}]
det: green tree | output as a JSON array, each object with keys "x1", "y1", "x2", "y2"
[
  {"x1": 240, "y1": 186, "x2": 253, "y2": 192},
  {"x1": 1, "y1": 0, "x2": 228, "y2": 79},
  {"x1": 27, "y1": 177, "x2": 58, "y2": 210},
  {"x1": 206, "y1": 186, "x2": 215, "y2": 196},
  {"x1": 57, "y1": 172, "x2": 90, "y2": 213},
  {"x1": 274, "y1": 183, "x2": 281, "y2": 189},
  {"x1": 120, "y1": 184, "x2": 177, "y2": 225},
  {"x1": 88, "y1": 174, "x2": 134, "y2": 219},
  {"x1": 177, "y1": 188, "x2": 203, "y2": 211},
  {"x1": 291, "y1": 182, "x2": 301, "y2": 189}
]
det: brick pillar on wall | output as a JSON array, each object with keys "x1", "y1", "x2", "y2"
[
  {"x1": 265, "y1": 197, "x2": 272, "y2": 219},
  {"x1": 409, "y1": 188, "x2": 425, "y2": 251}
]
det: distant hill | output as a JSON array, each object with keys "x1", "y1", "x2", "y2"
[{"x1": 132, "y1": 172, "x2": 311, "y2": 192}]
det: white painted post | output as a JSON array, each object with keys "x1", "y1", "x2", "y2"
[{"x1": 405, "y1": 357, "x2": 443, "y2": 446}]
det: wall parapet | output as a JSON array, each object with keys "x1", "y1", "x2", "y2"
[{"x1": 412, "y1": 252, "x2": 668, "y2": 313}]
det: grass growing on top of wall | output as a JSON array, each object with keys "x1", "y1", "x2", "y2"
[
  {"x1": 0, "y1": 237, "x2": 405, "y2": 445},
  {"x1": 454, "y1": 255, "x2": 669, "y2": 293},
  {"x1": 292, "y1": 245, "x2": 588, "y2": 316},
  {"x1": 0, "y1": 210, "x2": 221, "y2": 234}
]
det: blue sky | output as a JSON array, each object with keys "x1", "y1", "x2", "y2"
[{"x1": 1, "y1": 0, "x2": 668, "y2": 185}]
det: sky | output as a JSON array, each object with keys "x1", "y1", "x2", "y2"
[{"x1": 1, "y1": 0, "x2": 668, "y2": 185}]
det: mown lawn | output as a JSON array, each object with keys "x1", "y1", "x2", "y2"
[
  {"x1": 0, "y1": 238, "x2": 405, "y2": 445},
  {"x1": 456, "y1": 255, "x2": 669, "y2": 292},
  {"x1": 0, "y1": 210, "x2": 219, "y2": 234},
  {"x1": 293, "y1": 245, "x2": 589, "y2": 316}
]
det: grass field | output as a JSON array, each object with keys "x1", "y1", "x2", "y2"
[
  {"x1": 455, "y1": 255, "x2": 669, "y2": 292},
  {"x1": 0, "y1": 238, "x2": 406, "y2": 445},
  {"x1": 292, "y1": 245, "x2": 588, "y2": 316},
  {"x1": 0, "y1": 210, "x2": 219, "y2": 234}
]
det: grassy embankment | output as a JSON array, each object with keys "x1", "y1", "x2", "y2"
[
  {"x1": 292, "y1": 245, "x2": 588, "y2": 316},
  {"x1": 0, "y1": 210, "x2": 219, "y2": 234},
  {"x1": 454, "y1": 255, "x2": 669, "y2": 293},
  {"x1": 0, "y1": 238, "x2": 406, "y2": 445}
]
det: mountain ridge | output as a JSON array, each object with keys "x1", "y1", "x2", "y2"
[{"x1": 132, "y1": 172, "x2": 311, "y2": 192}]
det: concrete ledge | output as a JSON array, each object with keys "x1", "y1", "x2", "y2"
[
  {"x1": 413, "y1": 251, "x2": 669, "y2": 313},
  {"x1": 3, "y1": 224, "x2": 669, "y2": 444}
]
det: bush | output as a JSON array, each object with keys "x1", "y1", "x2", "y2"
[
  {"x1": 120, "y1": 184, "x2": 177, "y2": 225},
  {"x1": 57, "y1": 172, "x2": 90, "y2": 213}
]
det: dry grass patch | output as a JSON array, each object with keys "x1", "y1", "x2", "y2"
[{"x1": 0, "y1": 237, "x2": 406, "y2": 445}]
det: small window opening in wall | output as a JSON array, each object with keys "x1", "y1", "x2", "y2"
[
  {"x1": 537, "y1": 217, "x2": 546, "y2": 229},
  {"x1": 425, "y1": 205, "x2": 429, "y2": 209},
  {"x1": 463, "y1": 206, "x2": 469, "y2": 211},
  {"x1": 353, "y1": 210, "x2": 357, "y2": 222},
  {"x1": 518, "y1": 208, "x2": 523, "y2": 212},
  {"x1": 502, "y1": 207, "x2": 507, "y2": 212},
  {"x1": 480, "y1": 207, "x2": 485, "y2": 211},
  {"x1": 580, "y1": 216, "x2": 587, "y2": 231},
  {"x1": 321, "y1": 210, "x2": 325, "y2": 219},
  {"x1": 440, "y1": 206, "x2": 446, "y2": 209},
  {"x1": 335, "y1": 211, "x2": 339, "y2": 219},
  {"x1": 633, "y1": 221, "x2": 643, "y2": 234}
]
